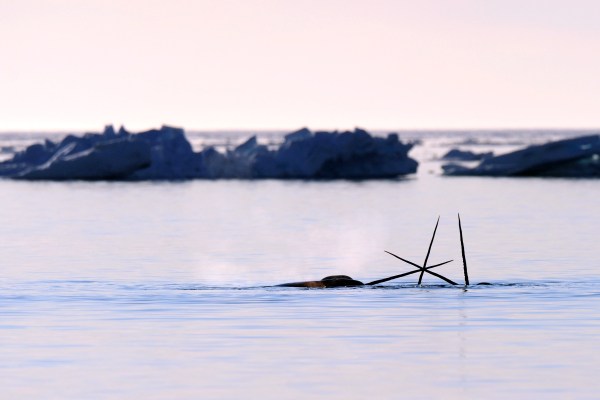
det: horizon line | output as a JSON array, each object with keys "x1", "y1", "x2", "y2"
[{"x1": 1, "y1": 125, "x2": 599, "y2": 134}]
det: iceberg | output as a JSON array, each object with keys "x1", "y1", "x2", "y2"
[
  {"x1": 441, "y1": 148, "x2": 493, "y2": 162},
  {"x1": 17, "y1": 138, "x2": 151, "y2": 180},
  {"x1": 442, "y1": 135, "x2": 600, "y2": 177},
  {"x1": 0, "y1": 125, "x2": 418, "y2": 180},
  {"x1": 250, "y1": 128, "x2": 418, "y2": 179}
]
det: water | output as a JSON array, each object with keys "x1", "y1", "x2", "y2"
[{"x1": 1, "y1": 131, "x2": 599, "y2": 399}]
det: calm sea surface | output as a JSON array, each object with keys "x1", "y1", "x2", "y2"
[{"x1": 0, "y1": 131, "x2": 599, "y2": 399}]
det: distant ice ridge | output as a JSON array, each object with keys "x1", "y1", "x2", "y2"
[
  {"x1": 442, "y1": 134, "x2": 600, "y2": 177},
  {"x1": 441, "y1": 148, "x2": 493, "y2": 162},
  {"x1": 0, "y1": 125, "x2": 418, "y2": 180}
]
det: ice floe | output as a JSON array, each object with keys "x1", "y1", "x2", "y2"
[
  {"x1": 0, "y1": 125, "x2": 418, "y2": 180},
  {"x1": 441, "y1": 148, "x2": 493, "y2": 162},
  {"x1": 442, "y1": 135, "x2": 600, "y2": 177}
]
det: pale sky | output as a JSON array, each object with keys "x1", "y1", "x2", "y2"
[{"x1": 1, "y1": 0, "x2": 600, "y2": 131}]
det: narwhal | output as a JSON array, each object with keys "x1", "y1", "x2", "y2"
[{"x1": 278, "y1": 215, "x2": 470, "y2": 288}]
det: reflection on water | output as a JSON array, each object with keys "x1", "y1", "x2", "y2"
[{"x1": 0, "y1": 133, "x2": 599, "y2": 398}]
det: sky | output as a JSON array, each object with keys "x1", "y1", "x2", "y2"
[{"x1": 1, "y1": 0, "x2": 600, "y2": 131}]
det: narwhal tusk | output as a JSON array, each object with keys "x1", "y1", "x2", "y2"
[
  {"x1": 384, "y1": 250, "x2": 421, "y2": 269},
  {"x1": 366, "y1": 259, "x2": 453, "y2": 285},
  {"x1": 425, "y1": 259, "x2": 454, "y2": 269},
  {"x1": 425, "y1": 269, "x2": 458, "y2": 285},
  {"x1": 458, "y1": 213, "x2": 470, "y2": 286},
  {"x1": 418, "y1": 216, "x2": 440, "y2": 285},
  {"x1": 384, "y1": 250, "x2": 453, "y2": 271}
]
